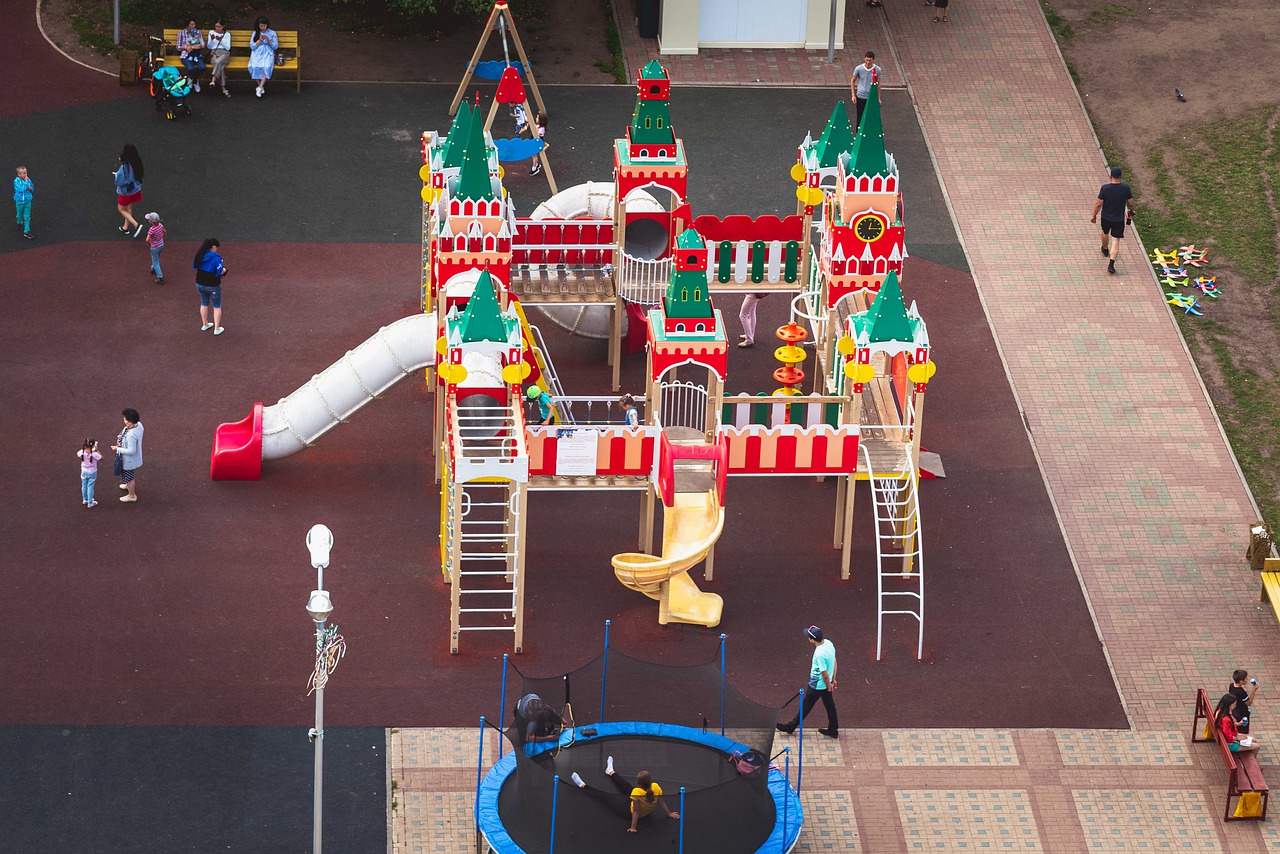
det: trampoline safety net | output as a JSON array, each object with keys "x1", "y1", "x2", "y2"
[{"x1": 497, "y1": 648, "x2": 785, "y2": 853}]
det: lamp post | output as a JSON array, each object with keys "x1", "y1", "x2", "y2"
[{"x1": 306, "y1": 524, "x2": 334, "y2": 854}]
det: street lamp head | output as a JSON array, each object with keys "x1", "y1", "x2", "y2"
[
  {"x1": 306, "y1": 523, "x2": 333, "y2": 570},
  {"x1": 306, "y1": 589, "x2": 333, "y2": 623}
]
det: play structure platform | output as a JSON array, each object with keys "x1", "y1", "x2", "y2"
[{"x1": 211, "y1": 57, "x2": 934, "y2": 661}]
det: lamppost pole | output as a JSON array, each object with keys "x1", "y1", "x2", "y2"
[{"x1": 306, "y1": 524, "x2": 335, "y2": 854}]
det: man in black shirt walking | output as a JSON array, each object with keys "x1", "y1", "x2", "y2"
[{"x1": 1090, "y1": 166, "x2": 1135, "y2": 274}]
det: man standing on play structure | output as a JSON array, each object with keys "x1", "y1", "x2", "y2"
[
  {"x1": 1090, "y1": 166, "x2": 1134, "y2": 275},
  {"x1": 777, "y1": 625, "x2": 839, "y2": 738}
]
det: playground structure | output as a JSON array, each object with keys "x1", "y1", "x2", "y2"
[{"x1": 209, "y1": 57, "x2": 936, "y2": 660}]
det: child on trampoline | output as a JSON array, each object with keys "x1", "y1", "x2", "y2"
[
  {"x1": 570, "y1": 756, "x2": 679, "y2": 832},
  {"x1": 514, "y1": 692, "x2": 572, "y2": 743}
]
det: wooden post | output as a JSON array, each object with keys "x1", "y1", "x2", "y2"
[
  {"x1": 640, "y1": 485, "x2": 655, "y2": 554},
  {"x1": 832, "y1": 476, "x2": 846, "y2": 549},
  {"x1": 450, "y1": 480, "x2": 465, "y2": 653},
  {"x1": 610, "y1": 295, "x2": 623, "y2": 392},
  {"x1": 449, "y1": 3, "x2": 502, "y2": 116},
  {"x1": 704, "y1": 541, "x2": 716, "y2": 582},
  {"x1": 501, "y1": 5, "x2": 547, "y2": 115},
  {"x1": 840, "y1": 475, "x2": 855, "y2": 580}
]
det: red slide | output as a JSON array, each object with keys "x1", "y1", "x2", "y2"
[{"x1": 210, "y1": 402, "x2": 263, "y2": 480}]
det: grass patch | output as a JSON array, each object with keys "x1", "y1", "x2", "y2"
[
  {"x1": 1134, "y1": 107, "x2": 1278, "y2": 289},
  {"x1": 1207, "y1": 337, "x2": 1280, "y2": 526},
  {"x1": 1124, "y1": 106, "x2": 1280, "y2": 527},
  {"x1": 1081, "y1": 3, "x2": 1134, "y2": 29},
  {"x1": 597, "y1": 0, "x2": 626, "y2": 83},
  {"x1": 1039, "y1": 0, "x2": 1074, "y2": 42}
]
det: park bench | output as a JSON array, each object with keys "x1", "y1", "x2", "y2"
[
  {"x1": 1191, "y1": 687, "x2": 1269, "y2": 820},
  {"x1": 1257, "y1": 557, "x2": 1280, "y2": 627},
  {"x1": 160, "y1": 28, "x2": 301, "y2": 92}
]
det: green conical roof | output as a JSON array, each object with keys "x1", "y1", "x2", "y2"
[
  {"x1": 459, "y1": 270, "x2": 511, "y2": 343},
  {"x1": 442, "y1": 103, "x2": 473, "y2": 169},
  {"x1": 849, "y1": 80, "x2": 889, "y2": 176},
  {"x1": 814, "y1": 102, "x2": 855, "y2": 168},
  {"x1": 675, "y1": 228, "x2": 701, "y2": 250},
  {"x1": 456, "y1": 107, "x2": 495, "y2": 201},
  {"x1": 640, "y1": 59, "x2": 666, "y2": 79},
  {"x1": 864, "y1": 271, "x2": 913, "y2": 343}
]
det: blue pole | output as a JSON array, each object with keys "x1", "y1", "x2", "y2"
[
  {"x1": 678, "y1": 787, "x2": 686, "y2": 854},
  {"x1": 474, "y1": 716, "x2": 486, "y2": 830},
  {"x1": 782, "y1": 747, "x2": 791, "y2": 853},
  {"x1": 550, "y1": 775, "x2": 560, "y2": 854},
  {"x1": 600, "y1": 619, "x2": 611, "y2": 724},
  {"x1": 499, "y1": 653, "x2": 510, "y2": 756},
  {"x1": 719, "y1": 633, "x2": 727, "y2": 736},
  {"x1": 796, "y1": 688, "x2": 805, "y2": 799}
]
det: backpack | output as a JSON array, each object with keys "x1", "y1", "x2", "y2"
[{"x1": 729, "y1": 749, "x2": 766, "y2": 776}]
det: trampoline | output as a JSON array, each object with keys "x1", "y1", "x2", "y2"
[{"x1": 474, "y1": 630, "x2": 805, "y2": 853}]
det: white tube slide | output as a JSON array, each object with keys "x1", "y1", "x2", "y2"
[
  {"x1": 530, "y1": 182, "x2": 661, "y2": 339},
  {"x1": 261, "y1": 312, "x2": 437, "y2": 460}
]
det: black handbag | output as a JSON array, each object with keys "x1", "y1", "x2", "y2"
[{"x1": 113, "y1": 454, "x2": 124, "y2": 476}]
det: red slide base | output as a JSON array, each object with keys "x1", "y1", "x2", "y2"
[{"x1": 210, "y1": 402, "x2": 264, "y2": 480}]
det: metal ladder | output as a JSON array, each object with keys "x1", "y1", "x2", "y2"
[
  {"x1": 445, "y1": 471, "x2": 527, "y2": 654},
  {"x1": 861, "y1": 442, "x2": 924, "y2": 661}
]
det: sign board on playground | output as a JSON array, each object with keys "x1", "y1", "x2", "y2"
[{"x1": 555, "y1": 428, "x2": 598, "y2": 476}]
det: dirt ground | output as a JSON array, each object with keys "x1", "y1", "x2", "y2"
[{"x1": 39, "y1": 0, "x2": 616, "y2": 84}]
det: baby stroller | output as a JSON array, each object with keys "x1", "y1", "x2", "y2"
[{"x1": 151, "y1": 66, "x2": 192, "y2": 120}]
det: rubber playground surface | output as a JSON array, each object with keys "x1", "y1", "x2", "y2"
[
  {"x1": 1, "y1": 75, "x2": 1122, "y2": 727},
  {"x1": 1, "y1": 40, "x2": 1123, "y2": 850}
]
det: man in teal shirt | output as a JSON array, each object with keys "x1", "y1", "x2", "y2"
[{"x1": 776, "y1": 625, "x2": 839, "y2": 738}]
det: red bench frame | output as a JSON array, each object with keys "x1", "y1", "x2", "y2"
[{"x1": 1191, "y1": 688, "x2": 1269, "y2": 821}]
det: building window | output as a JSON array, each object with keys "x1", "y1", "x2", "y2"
[
  {"x1": 687, "y1": 254, "x2": 697, "y2": 265},
  {"x1": 676, "y1": 322, "x2": 685, "y2": 332},
  {"x1": 650, "y1": 85, "x2": 661, "y2": 94},
  {"x1": 645, "y1": 117, "x2": 652, "y2": 129},
  {"x1": 656, "y1": 117, "x2": 664, "y2": 129},
  {"x1": 680, "y1": 287, "x2": 689, "y2": 301},
  {"x1": 696, "y1": 323, "x2": 706, "y2": 332},
  {"x1": 693, "y1": 288, "x2": 701, "y2": 301}
]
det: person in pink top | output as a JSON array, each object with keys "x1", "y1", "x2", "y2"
[
  {"x1": 78, "y1": 438, "x2": 103, "y2": 507},
  {"x1": 145, "y1": 212, "x2": 166, "y2": 283}
]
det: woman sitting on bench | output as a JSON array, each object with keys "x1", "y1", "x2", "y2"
[{"x1": 1216, "y1": 693, "x2": 1261, "y2": 753}]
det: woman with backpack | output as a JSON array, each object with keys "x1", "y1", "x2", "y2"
[
  {"x1": 114, "y1": 144, "x2": 144, "y2": 236},
  {"x1": 193, "y1": 238, "x2": 228, "y2": 335}
]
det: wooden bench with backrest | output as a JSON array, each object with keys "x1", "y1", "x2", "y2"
[
  {"x1": 1191, "y1": 687, "x2": 1269, "y2": 820},
  {"x1": 160, "y1": 28, "x2": 301, "y2": 92}
]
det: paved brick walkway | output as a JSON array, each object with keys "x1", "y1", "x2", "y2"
[{"x1": 395, "y1": 1, "x2": 1280, "y2": 851}]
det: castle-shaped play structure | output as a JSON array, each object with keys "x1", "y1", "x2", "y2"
[{"x1": 210, "y1": 60, "x2": 935, "y2": 660}]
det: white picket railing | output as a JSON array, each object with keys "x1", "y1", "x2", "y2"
[{"x1": 617, "y1": 253, "x2": 672, "y2": 307}]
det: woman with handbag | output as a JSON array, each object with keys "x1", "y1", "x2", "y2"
[
  {"x1": 114, "y1": 144, "x2": 145, "y2": 236},
  {"x1": 193, "y1": 238, "x2": 228, "y2": 335},
  {"x1": 111, "y1": 409, "x2": 144, "y2": 503}
]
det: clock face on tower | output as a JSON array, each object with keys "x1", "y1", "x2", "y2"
[{"x1": 854, "y1": 214, "x2": 885, "y2": 242}]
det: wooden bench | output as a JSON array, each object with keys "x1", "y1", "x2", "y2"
[
  {"x1": 1258, "y1": 558, "x2": 1280, "y2": 624},
  {"x1": 160, "y1": 28, "x2": 301, "y2": 92},
  {"x1": 1191, "y1": 687, "x2": 1269, "y2": 820}
]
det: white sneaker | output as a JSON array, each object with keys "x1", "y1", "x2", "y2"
[
  {"x1": 605, "y1": 755, "x2": 614, "y2": 775},
  {"x1": 213, "y1": 326, "x2": 225, "y2": 335},
  {"x1": 570, "y1": 772, "x2": 585, "y2": 788},
  {"x1": 256, "y1": 86, "x2": 264, "y2": 98},
  {"x1": 119, "y1": 483, "x2": 129, "y2": 490},
  {"x1": 201, "y1": 322, "x2": 214, "y2": 331},
  {"x1": 194, "y1": 81, "x2": 201, "y2": 92},
  {"x1": 119, "y1": 494, "x2": 137, "y2": 503}
]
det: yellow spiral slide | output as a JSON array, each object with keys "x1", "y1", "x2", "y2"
[{"x1": 611, "y1": 489, "x2": 724, "y2": 628}]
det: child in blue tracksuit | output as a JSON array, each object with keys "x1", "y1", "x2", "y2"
[{"x1": 14, "y1": 165, "x2": 33, "y2": 240}]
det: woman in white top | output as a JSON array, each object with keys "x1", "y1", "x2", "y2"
[{"x1": 206, "y1": 20, "x2": 233, "y2": 97}]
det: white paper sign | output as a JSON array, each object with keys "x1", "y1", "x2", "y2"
[{"x1": 555, "y1": 429, "x2": 598, "y2": 476}]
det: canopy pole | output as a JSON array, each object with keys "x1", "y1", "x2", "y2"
[
  {"x1": 549, "y1": 775, "x2": 560, "y2": 854},
  {"x1": 718, "y1": 633, "x2": 727, "y2": 736},
  {"x1": 796, "y1": 688, "x2": 805, "y2": 798},
  {"x1": 599, "y1": 619, "x2": 611, "y2": 723},
  {"x1": 473, "y1": 716, "x2": 486, "y2": 854},
  {"x1": 498, "y1": 653, "x2": 510, "y2": 757}
]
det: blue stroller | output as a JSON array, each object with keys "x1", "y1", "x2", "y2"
[{"x1": 151, "y1": 66, "x2": 192, "y2": 120}]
